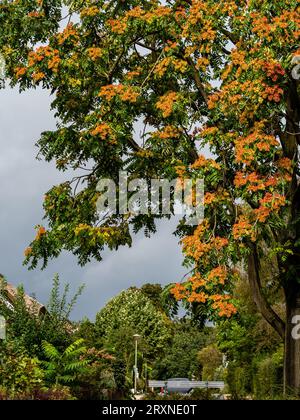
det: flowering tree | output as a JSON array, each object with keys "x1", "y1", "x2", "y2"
[{"x1": 1, "y1": 0, "x2": 299, "y2": 391}]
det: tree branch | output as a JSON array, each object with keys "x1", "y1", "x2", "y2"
[
  {"x1": 128, "y1": 137, "x2": 142, "y2": 152},
  {"x1": 248, "y1": 244, "x2": 285, "y2": 340},
  {"x1": 185, "y1": 57, "x2": 208, "y2": 105},
  {"x1": 220, "y1": 28, "x2": 239, "y2": 45}
]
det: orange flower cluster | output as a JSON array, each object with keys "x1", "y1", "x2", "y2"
[
  {"x1": 204, "y1": 192, "x2": 216, "y2": 205},
  {"x1": 277, "y1": 157, "x2": 292, "y2": 170},
  {"x1": 201, "y1": 25, "x2": 216, "y2": 42},
  {"x1": 28, "y1": 11, "x2": 41, "y2": 18},
  {"x1": 191, "y1": 155, "x2": 206, "y2": 168},
  {"x1": 182, "y1": 238, "x2": 211, "y2": 261},
  {"x1": 254, "y1": 192, "x2": 286, "y2": 223},
  {"x1": 207, "y1": 266, "x2": 227, "y2": 285},
  {"x1": 231, "y1": 49, "x2": 247, "y2": 67},
  {"x1": 154, "y1": 126, "x2": 181, "y2": 139},
  {"x1": 254, "y1": 206, "x2": 270, "y2": 223},
  {"x1": 125, "y1": 69, "x2": 141, "y2": 80},
  {"x1": 207, "y1": 92, "x2": 220, "y2": 110},
  {"x1": 151, "y1": 6, "x2": 172, "y2": 18},
  {"x1": 99, "y1": 84, "x2": 121, "y2": 101},
  {"x1": 251, "y1": 10, "x2": 299, "y2": 44},
  {"x1": 199, "y1": 126, "x2": 219, "y2": 138},
  {"x1": 196, "y1": 57, "x2": 210, "y2": 71},
  {"x1": 235, "y1": 132, "x2": 278, "y2": 165},
  {"x1": 219, "y1": 1, "x2": 238, "y2": 15},
  {"x1": 28, "y1": 46, "x2": 54, "y2": 67},
  {"x1": 174, "y1": 59, "x2": 188, "y2": 73},
  {"x1": 262, "y1": 84, "x2": 284, "y2": 103},
  {"x1": 211, "y1": 296, "x2": 237, "y2": 317},
  {"x1": 125, "y1": 6, "x2": 144, "y2": 18},
  {"x1": 214, "y1": 237, "x2": 229, "y2": 250},
  {"x1": 35, "y1": 226, "x2": 47, "y2": 241},
  {"x1": 48, "y1": 52, "x2": 61, "y2": 73},
  {"x1": 125, "y1": 5, "x2": 171, "y2": 21},
  {"x1": 191, "y1": 155, "x2": 221, "y2": 170},
  {"x1": 24, "y1": 247, "x2": 33, "y2": 257},
  {"x1": 234, "y1": 171, "x2": 278, "y2": 192},
  {"x1": 171, "y1": 276, "x2": 237, "y2": 318},
  {"x1": 27, "y1": 46, "x2": 61, "y2": 74},
  {"x1": 263, "y1": 61, "x2": 285, "y2": 82},
  {"x1": 182, "y1": 221, "x2": 229, "y2": 263},
  {"x1": 80, "y1": 6, "x2": 99, "y2": 18},
  {"x1": 90, "y1": 123, "x2": 112, "y2": 139},
  {"x1": 190, "y1": 274, "x2": 206, "y2": 290},
  {"x1": 108, "y1": 19, "x2": 127, "y2": 34},
  {"x1": 32, "y1": 71, "x2": 45, "y2": 82},
  {"x1": 233, "y1": 215, "x2": 253, "y2": 240},
  {"x1": 154, "y1": 57, "x2": 187, "y2": 77},
  {"x1": 172, "y1": 275, "x2": 209, "y2": 304},
  {"x1": 182, "y1": 221, "x2": 210, "y2": 260},
  {"x1": 187, "y1": 0, "x2": 207, "y2": 25},
  {"x1": 208, "y1": 78, "x2": 265, "y2": 117},
  {"x1": 221, "y1": 64, "x2": 233, "y2": 81},
  {"x1": 120, "y1": 87, "x2": 139, "y2": 103},
  {"x1": 87, "y1": 48, "x2": 103, "y2": 61},
  {"x1": 251, "y1": 15, "x2": 273, "y2": 41},
  {"x1": 187, "y1": 291, "x2": 208, "y2": 303},
  {"x1": 15, "y1": 67, "x2": 27, "y2": 78},
  {"x1": 57, "y1": 24, "x2": 79, "y2": 45},
  {"x1": 276, "y1": 158, "x2": 293, "y2": 181},
  {"x1": 164, "y1": 41, "x2": 178, "y2": 53},
  {"x1": 234, "y1": 172, "x2": 249, "y2": 187},
  {"x1": 99, "y1": 84, "x2": 139, "y2": 103},
  {"x1": 171, "y1": 283, "x2": 187, "y2": 300},
  {"x1": 175, "y1": 164, "x2": 187, "y2": 179},
  {"x1": 174, "y1": 6, "x2": 186, "y2": 22},
  {"x1": 156, "y1": 92, "x2": 179, "y2": 118}
]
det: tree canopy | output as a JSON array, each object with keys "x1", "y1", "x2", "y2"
[{"x1": 95, "y1": 287, "x2": 172, "y2": 360}]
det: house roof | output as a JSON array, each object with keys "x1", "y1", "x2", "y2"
[{"x1": 0, "y1": 276, "x2": 46, "y2": 316}]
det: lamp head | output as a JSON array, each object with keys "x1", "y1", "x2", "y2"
[{"x1": 133, "y1": 334, "x2": 141, "y2": 341}]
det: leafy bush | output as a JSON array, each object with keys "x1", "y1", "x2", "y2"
[
  {"x1": 253, "y1": 347, "x2": 284, "y2": 399},
  {"x1": 0, "y1": 386, "x2": 75, "y2": 400},
  {"x1": 152, "y1": 321, "x2": 211, "y2": 380},
  {"x1": 198, "y1": 345, "x2": 223, "y2": 380},
  {"x1": 225, "y1": 363, "x2": 252, "y2": 399},
  {"x1": 95, "y1": 288, "x2": 173, "y2": 361},
  {"x1": 0, "y1": 344, "x2": 44, "y2": 395},
  {"x1": 42, "y1": 339, "x2": 88, "y2": 386}
]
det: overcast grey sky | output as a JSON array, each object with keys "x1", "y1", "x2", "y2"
[{"x1": 0, "y1": 86, "x2": 186, "y2": 320}]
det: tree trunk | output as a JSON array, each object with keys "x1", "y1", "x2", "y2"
[
  {"x1": 248, "y1": 247, "x2": 285, "y2": 340},
  {"x1": 284, "y1": 281, "x2": 300, "y2": 395}
]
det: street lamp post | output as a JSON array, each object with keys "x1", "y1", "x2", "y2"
[{"x1": 133, "y1": 334, "x2": 141, "y2": 395}]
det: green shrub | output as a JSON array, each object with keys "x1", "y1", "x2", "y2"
[
  {"x1": 0, "y1": 386, "x2": 75, "y2": 400},
  {"x1": 0, "y1": 345, "x2": 44, "y2": 395},
  {"x1": 225, "y1": 363, "x2": 252, "y2": 399},
  {"x1": 253, "y1": 347, "x2": 283, "y2": 399}
]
